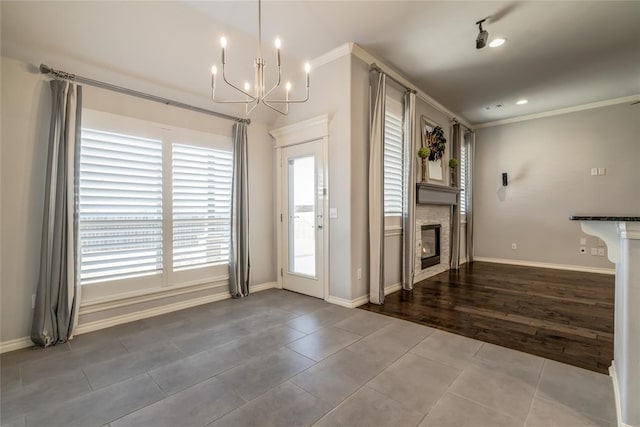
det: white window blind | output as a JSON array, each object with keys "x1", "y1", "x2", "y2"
[
  {"x1": 172, "y1": 144, "x2": 233, "y2": 271},
  {"x1": 78, "y1": 129, "x2": 163, "y2": 285},
  {"x1": 460, "y1": 143, "x2": 467, "y2": 215},
  {"x1": 384, "y1": 98, "x2": 404, "y2": 216}
]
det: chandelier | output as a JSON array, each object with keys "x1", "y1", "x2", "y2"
[{"x1": 210, "y1": 0, "x2": 310, "y2": 116}]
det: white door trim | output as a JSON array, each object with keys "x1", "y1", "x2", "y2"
[{"x1": 270, "y1": 115, "x2": 330, "y2": 300}]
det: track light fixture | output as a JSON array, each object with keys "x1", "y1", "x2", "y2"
[{"x1": 476, "y1": 19, "x2": 488, "y2": 49}]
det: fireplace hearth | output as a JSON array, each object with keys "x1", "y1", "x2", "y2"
[{"x1": 421, "y1": 224, "x2": 441, "y2": 269}]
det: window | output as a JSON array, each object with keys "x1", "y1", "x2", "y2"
[
  {"x1": 79, "y1": 129, "x2": 164, "y2": 284},
  {"x1": 78, "y1": 110, "x2": 233, "y2": 292},
  {"x1": 172, "y1": 144, "x2": 232, "y2": 271},
  {"x1": 460, "y1": 143, "x2": 467, "y2": 215},
  {"x1": 383, "y1": 97, "x2": 404, "y2": 217}
]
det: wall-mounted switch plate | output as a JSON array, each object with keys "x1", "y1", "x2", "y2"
[
  {"x1": 598, "y1": 167, "x2": 606, "y2": 176},
  {"x1": 32, "y1": 294, "x2": 36, "y2": 309},
  {"x1": 357, "y1": 268, "x2": 362, "y2": 280},
  {"x1": 598, "y1": 248, "x2": 606, "y2": 257},
  {"x1": 511, "y1": 243, "x2": 517, "y2": 250},
  {"x1": 329, "y1": 208, "x2": 338, "y2": 219},
  {"x1": 590, "y1": 248, "x2": 598, "y2": 256},
  {"x1": 591, "y1": 168, "x2": 598, "y2": 176}
]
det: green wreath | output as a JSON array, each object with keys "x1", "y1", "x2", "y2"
[{"x1": 424, "y1": 126, "x2": 446, "y2": 161}]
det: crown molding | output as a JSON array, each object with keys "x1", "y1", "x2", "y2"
[
  {"x1": 475, "y1": 95, "x2": 640, "y2": 129},
  {"x1": 350, "y1": 43, "x2": 473, "y2": 130},
  {"x1": 310, "y1": 42, "x2": 354, "y2": 70},
  {"x1": 309, "y1": 42, "x2": 473, "y2": 130}
]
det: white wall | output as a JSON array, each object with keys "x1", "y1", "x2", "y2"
[
  {"x1": 0, "y1": 57, "x2": 275, "y2": 343},
  {"x1": 474, "y1": 103, "x2": 640, "y2": 270},
  {"x1": 271, "y1": 55, "x2": 353, "y2": 301}
]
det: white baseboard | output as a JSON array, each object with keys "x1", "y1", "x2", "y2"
[
  {"x1": 0, "y1": 336, "x2": 35, "y2": 353},
  {"x1": 0, "y1": 281, "x2": 277, "y2": 354},
  {"x1": 473, "y1": 257, "x2": 615, "y2": 275},
  {"x1": 251, "y1": 281, "x2": 277, "y2": 293},
  {"x1": 385, "y1": 282, "x2": 402, "y2": 295},
  {"x1": 79, "y1": 277, "x2": 229, "y2": 315},
  {"x1": 326, "y1": 282, "x2": 403, "y2": 308},
  {"x1": 610, "y1": 363, "x2": 632, "y2": 427},
  {"x1": 75, "y1": 291, "x2": 230, "y2": 335},
  {"x1": 326, "y1": 294, "x2": 369, "y2": 308}
]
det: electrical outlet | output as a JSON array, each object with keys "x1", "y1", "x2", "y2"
[
  {"x1": 357, "y1": 268, "x2": 362, "y2": 280},
  {"x1": 598, "y1": 248, "x2": 606, "y2": 257},
  {"x1": 580, "y1": 238, "x2": 587, "y2": 245},
  {"x1": 591, "y1": 168, "x2": 598, "y2": 176},
  {"x1": 580, "y1": 247, "x2": 586, "y2": 254},
  {"x1": 590, "y1": 248, "x2": 598, "y2": 256},
  {"x1": 511, "y1": 243, "x2": 517, "y2": 250}
]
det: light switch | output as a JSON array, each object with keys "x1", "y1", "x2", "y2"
[
  {"x1": 591, "y1": 168, "x2": 598, "y2": 176},
  {"x1": 598, "y1": 167, "x2": 606, "y2": 176},
  {"x1": 329, "y1": 208, "x2": 338, "y2": 219}
]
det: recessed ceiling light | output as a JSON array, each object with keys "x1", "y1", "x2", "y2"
[
  {"x1": 516, "y1": 99, "x2": 528, "y2": 105},
  {"x1": 489, "y1": 38, "x2": 506, "y2": 48}
]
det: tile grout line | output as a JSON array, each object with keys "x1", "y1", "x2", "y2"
[
  {"x1": 448, "y1": 389, "x2": 524, "y2": 425},
  {"x1": 311, "y1": 328, "x2": 433, "y2": 426},
  {"x1": 523, "y1": 359, "x2": 546, "y2": 426}
]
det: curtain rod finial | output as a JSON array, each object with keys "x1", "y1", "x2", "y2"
[{"x1": 39, "y1": 64, "x2": 52, "y2": 74}]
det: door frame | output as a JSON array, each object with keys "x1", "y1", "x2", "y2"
[{"x1": 270, "y1": 115, "x2": 329, "y2": 300}]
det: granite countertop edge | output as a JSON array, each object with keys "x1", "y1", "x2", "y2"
[{"x1": 569, "y1": 216, "x2": 640, "y2": 221}]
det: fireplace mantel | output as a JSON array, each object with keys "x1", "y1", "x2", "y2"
[{"x1": 416, "y1": 183, "x2": 459, "y2": 206}]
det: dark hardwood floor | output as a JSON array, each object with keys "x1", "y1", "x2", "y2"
[{"x1": 359, "y1": 262, "x2": 614, "y2": 374}]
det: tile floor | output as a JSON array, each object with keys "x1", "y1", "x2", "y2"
[{"x1": 0, "y1": 289, "x2": 617, "y2": 427}]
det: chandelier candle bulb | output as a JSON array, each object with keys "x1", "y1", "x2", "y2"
[
  {"x1": 221, "y1": 37, "x2": 227, "y2": 64},
  {"x1": 210, "y1": 66, "x2": 217, "y2": 90},
  {"x1": 305, "y1": 62, "x2": 311, "y2": 87},
  {"x1": 275, "y1": 38, "x2": 281, "y2": 66}
]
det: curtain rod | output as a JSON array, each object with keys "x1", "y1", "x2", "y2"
[
  {"x1": 39, "y1": 64, "x2": 250, "y2": 125},
  {"x1": 370, "y1": 63, "x2": 416, "y2": 94}
]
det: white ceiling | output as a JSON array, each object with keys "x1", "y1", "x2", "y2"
[{"x1": 2, "y1": 1, "x2": 639, "y2": 125}]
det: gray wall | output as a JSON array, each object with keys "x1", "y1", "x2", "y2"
[
  {"x1": 474, "y1": 102, "x2": 640, "y2": 270},
  {"x1": 0, "y1": 57, "x2": 275, "y2": 342},
  {"x1": 350, "y1": 56, "x2": 371, "y2": 298},
  {"x1": 272, "y1": 55, "x2": 354, "y2": 300},
  {"x1": 350, "y1": 57, "x2": 462, "y2": 299}
]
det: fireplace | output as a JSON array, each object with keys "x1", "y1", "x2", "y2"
[{"x1": 421, "y1": 224, "x2": 441, "y2": 269}]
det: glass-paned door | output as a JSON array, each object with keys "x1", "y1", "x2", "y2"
[{"x1": 282, "y1": 139, "x2": 324, "y2": 298}]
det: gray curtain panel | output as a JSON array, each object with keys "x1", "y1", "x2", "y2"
[
  {"x1": 31, "y1": 80, "x2": 82, "y2": 346},
  {"x1": 229, "y1": 122, "x2": 250, "y2": 298},
  {"x1": 402, "y1": 91, "x2": 416, "y2": 290},
  {"x1": 464, "y1": 131, "x2": 476, "y2": 263},
  {"x1": 368, "y1": 71, "x2": 386, "y2": 305},
  {"x1": 450, "y1": 123, "x2": 462, "y2": 270}
]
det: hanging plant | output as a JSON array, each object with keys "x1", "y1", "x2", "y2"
[{"x1": 424, "y1": 126, "x2": 446, "y2": 161}]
